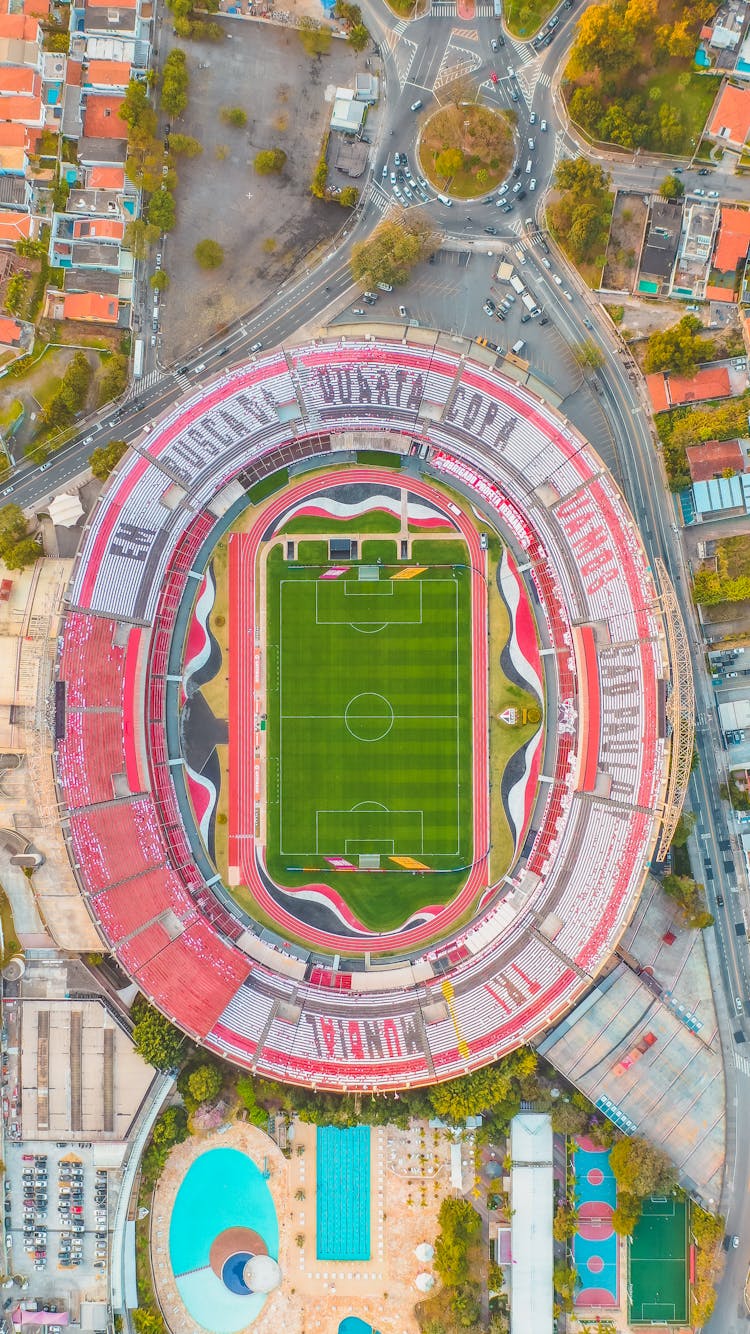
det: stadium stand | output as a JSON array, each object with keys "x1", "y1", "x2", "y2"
[{"x1": 55, "y1": 335, "x2": 670, "y2": 1090}]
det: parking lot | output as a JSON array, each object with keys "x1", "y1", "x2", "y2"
[{"x1": 4, "y1": 1141, "x2": 111, "y2": 1301}]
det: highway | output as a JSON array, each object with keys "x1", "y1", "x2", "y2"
[{"x1": 2, "y1": 0, "x2": 749, "y2": 1317}]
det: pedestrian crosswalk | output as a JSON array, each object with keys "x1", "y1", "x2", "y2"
[
  {"x1": 129, "y1": 367, "x2": 163, "y2": 395},
  {"x1": 384, "y1": 25, "x2": 418, "y2": 88},
  {"x1": 430, "y1": 0, "x2": 457, "y2": 14},
  {"x1": 391, "y1": 18, "x2": 408, "y2": 36},
  {"x1": 736, "y1": 1051, "x2": 750, "y2": 1078},
  {"x1": 474, "y1": 2, "x2": 496, "y2": 14},
  {"x1": 174, "y1": 371, "x2": 192, "y2": 393}
]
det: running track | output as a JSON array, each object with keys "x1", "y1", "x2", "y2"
[{"x1": 228, "y1": 468, "x2": 490, "y2": 954}]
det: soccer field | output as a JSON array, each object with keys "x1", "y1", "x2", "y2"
[
  {"x1": 264, "y1": 552, "x2": 474, "y2": 925},
  {"x1": 628, "y1": 1197, "x2": 688, "y2": 1325}
]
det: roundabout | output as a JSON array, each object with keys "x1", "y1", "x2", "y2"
[{"x1": 55, "y1": 332, "x2": 673, "y2": 1091}]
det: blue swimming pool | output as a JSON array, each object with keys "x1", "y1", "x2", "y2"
[
  {"x1": 169, "y1": 1147, "x2": 279, "y2": 1334},
  {"x1": 316, "y1": 1125, "x2": 371, "y2": 1261},
  {"x1": 339, "y1": 1319, "x2": 381, "y2": 1334}
]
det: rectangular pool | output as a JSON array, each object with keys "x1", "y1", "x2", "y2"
[{"x1": 316, "y1": 1125, "x2": 371, "y2": 1261}]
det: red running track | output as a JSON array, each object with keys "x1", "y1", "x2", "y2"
[{"x1": 228, "y1": 467, "x2": 490, "y2": 954}]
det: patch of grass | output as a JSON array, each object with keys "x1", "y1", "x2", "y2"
[
  {"x1": 418, "y1": 103, "x2": 514, "y2": 200},
  {"x1": 412, "y1": 538, "x2": 471, "y2": 565},
  {"x1": 281, "y1": 510, "x2": 401, "y2": 535},
  {"x1": 297, "y1": 539, "x2": 328, "y2": 564},
  {"x1": 644, "y1": 70, "x2": 718, "y2": 155},
  {"x1": 504, "y1": 0, "x2": 557, "y2": 37},
  {"x1": 722, "y1": 534, "x2": 750, "y2": 580},
  {"x1": 248, "y1": 467, "x2": 289, "y2": 506},
  {"x1": 356, "y1": 449, "x2": 402, "y2": 467},
  {"x1": 0, "y1": 398, "x2": 23, "y2": 434},
  {"x1": 361, "y1": 539, "x2": 398, "y2": 563},
  {"x1": 0, "y1": 884, "x2": 20, "y2": 957}
]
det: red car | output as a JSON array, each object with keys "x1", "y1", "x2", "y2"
[
  {"x1": 490, "y1": 70, "x2": 498, "y2": 84},
  {"x1": 70, "y1": 1206, "x2": 83, "y2": 1215}
]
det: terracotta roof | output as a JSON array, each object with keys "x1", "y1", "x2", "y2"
[
  {"x1": 0, "y1": 211, "x2": 31, "y2": 241},
  {"x1": 0, "y1": 0, "x2": 49, "y2": 13},
  {"x1": 714, "y1": 206, "x2": 750, "y2": 273},
  {"x1": 62, "y1": 291, "x2": 119, "y2": 323},
  {"x1": 72, "y1": 216, "x2": 123, "y2": 240},
  {"x1": 646, "y1": 365, "x2": 732, "y2": 412},
  {"x1": 705, "y1": 284, "x2": 737, "y2": 303},
  {"x1": 85, "y1": 0, "x2": 138, "y2": 10},
  {"x1": 82, "y1": 94, "x2": 126, "y2": 140},
  {"x1": 0, "y1": 315, "x2": 21, "y2": 344},
  {"x1": 88, "y1": 165, "x2": 124, "y2": 188},
  {"x1": 686, "y1": 438, "x2": 744, "y2": 481},
  {"x1": 0, "y1": 67, "x2": 38, "y2": 95},
  {"x1": 65, "y1": 60, "x2": 82, "y2": 87},
  {"x1": 0, "y1": 13, "x2": 38, "y2": 39},
  {"x1": 0, "y1": 93, "x2": 41, "y2": 122},
  {"x1": 709, "y1": 83, "x2": 750, "y2": 145},
  {"x1": 0, "y1": 122, "x2": 27, "y2": 146},
  {"x1": 86, "y1": 60, "x2": 131, "y2": 86}
]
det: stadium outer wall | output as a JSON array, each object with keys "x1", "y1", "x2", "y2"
[{"x1": 53, "y1": 333, "x2": 673, "y2": 1093}]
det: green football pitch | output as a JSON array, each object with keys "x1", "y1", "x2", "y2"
[
  {"x1": 264, "y1": 552, "x2": 475, "y2": 929},
  {"x1": 628, "y1": 1196, "x2": 688, "y2": 1325}
]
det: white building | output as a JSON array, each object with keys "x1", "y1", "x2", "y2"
[{"x1": 509, "y1": 1113, "x2": 554, "y2": 1334}]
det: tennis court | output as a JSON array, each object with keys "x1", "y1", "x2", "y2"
[{"x1": 628, "y1": 1195, "x2": 688, "y2": 1325}]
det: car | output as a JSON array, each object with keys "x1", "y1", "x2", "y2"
[
  {"x1": 398, "y1": 305, "x2": 407, "y2": 318},
  {"x1": 494, "y1": 309, "x2": 505, "y2": 321},
  {"x1": 489, "y1": 69, "x2": 498, "y2": 83},
  {"x1": 352, "y1": 308, "x2": 365, "y2": 316},
  {"x1": 491, "y1": 37, "x2": 499, "y2": 49},
  {"x1": 540, "y1": 118, "x2": 547, "y2": 131},
  {"x1": 393, "y1": 186, "x2": 404, "y2": 201},
  {"x1": 407, "y1": 174, "x2": 417, "y2": 189},
  {"x1": 693, "y1": 187, "x2": 706, "y2": 196},
  {"x1": 249, "y1": 341, "x2": 262, "y2": 353},
  {"x1": 698, "y1": 167, "x2": 711, "y2": 176},
  {"x1": 733, "y1": 1235, "x2": 740, "y2": 1248},
  {"x1": 516, "y1": 189, "x2": 526, "y2": 201},
  {"x1": 483, "y1": 299, "x2": 496, "y2": 314},
  {"x1": 22, "y1": 1155, "x2": 33, "y2": 1163},
  {"x1": 717, "y1": 893, "x2": 725, "y2": 906},
  {"x1": 395, "y1": 152, "x2": 406, "y2": 167},
  {"x1": 499, "y1": 201, "x2": 513, "y2": 213},
  {"x1": 362, "y1": 294, "x2": 377, "y2": 305},
  {"x1": 541, "y1": 256, "x2": 551, "y2": 269},
  {"x1": 390, "y1": 171, "x2": 396, "y2": 184},
  {"x1": 529, "y1": 178, "x2": 537, "y2": 191},
  {"x1": 539, "y1": 316, "x2": 549, "y2": 325},
  {"x1": 512, "y1": 180, "x2": 523, "y2": 194},
  {"x1": 528, "y1": 137, "x2": 535, "y2": 150},
  {"x1": 377, "y1": 281, "x2": 393, "y2": 292},
  {"x1": 563, "y1": 289, "x2": 573, "y2": 301},
  {"x1": 484, "y1": 225, "x2": 499, "y2": 235},
  {"x1": 708, "y1": 189, "x2": 720, "y2": 198},
  {"x1": 529, "y1": 111, "x2": 536, "y2": 125},
  {"x1": 381, "y1": 164, "x2": 388, "y2": 179},
  {"x1": 403, "y1": 186, "x2": 414, "y2": 199},
  {"x1": 505, "y1": 292, "x2": 516, "y2": 303},
  {"x1": 521, "y1": 312, "x2": 531, "y2": 323},
  {"x1": 497, "y1": 183, "x2": 509, "y2": 197},
  {"x1": 510, "y1": 87, "x2": 519, "y2": 100}
]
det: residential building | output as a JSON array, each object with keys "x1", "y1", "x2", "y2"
[
  {"x1": 330, "y1": 88, "x2": 366, "y2": 134},
  {"x1": 709, "y1": 205, "x2": 750, "y2": 302},
  {"x1": 646, "y1": 365, "x2": 732, "y2": 413},
  {"x1": 354, "y1": 72, "x2": 379, "y2": 104},
  {"x1": 708, "y1": 80, "x2": 750, "y2": 148},
  {"x1": 671, "y1": 200, "x2": 720, "y2": 300},
  {"x1": 83, "y1": 60, "x2": 131, "y2": 92},
  {"x1": 45, "y1": 290, "x2": 119, "y2": 322},
  {"x1": 637, "y1": 197, "x2": 683, "y2": 295},
  {"x1": 686, "y1": 437, "x2": 746, "y2": 482},
  {"x1": 0, "y1": 208, "x2": 35, "y2": 243}
]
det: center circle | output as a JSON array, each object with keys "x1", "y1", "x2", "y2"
[{"x1": 344, "y1": 692, "x2": 394, "y2": 742}]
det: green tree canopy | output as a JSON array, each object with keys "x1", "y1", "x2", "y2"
[
  {"x1": 124, "y1": 218, "x2": 160, "y2": 259},
  {"x1": 132, "y1": 997, "x2": 184, "y2": 1069},
  {"x1": 89, "y1": 439, "x2": 127, "y2": 480},
  {"x1": 609, "y1": 1135, "x2": 676, "y2": 1197},
  {"x1": 168, "y1": 132, "x2": 202, "y2": 157},
  {"x1": 187, "y1": 1063, "x2": 222, "y2": 1103},
  {"x1": 161, "y1": 48, "x2": 189, "y2": 117},
  {"x1": 434, "y1": 1198, "x2": 482, "y2": 1286},
  {"x1": 434, "y1": 147, "x2": 464, "y2": 179},
  {"x1": 97, "y1": 353, "x2": 128, "y2": 406},
  {"x1": 151, "y1": 1105, "x2": 188, "y2": 1147},
  {"x1": 221, "y1": 106, "x2": 248, "y2": 127},
  {"x1": 338, "y1": 185, "x2": 359, "y2": 208},
  {"x1": 549, "y1": 158, "x2": 613, "y2": 265},
  {"x1": 194, "y1": 238, "x2": 224, "y2": 269},
  {"x1": 671, "y1": 810, "x2": 696, "y2": 847},
  {"x1": 612, "y1": 1190, "x2": 642, "y2": 1235},
  {"x1": 3, "y1": 536, "x2": 40, "y2": 571},
  {"x1": 662, "y1": 872, "x2": 713, "y2": 929},
  {"x1": 0, "y1": 503, "x2": 27, "y2": 555},
  {"x1": 350, "y1": 214, "x2": 438, "y2": 288},
  {"x1": 254, "y1": 148, "x2": 287, "y2": 175},
  {"x1": 348, "y1": 22, "x2": 369, "y2": 50},
  {"x1": 150, "y1": 270, "x2": 170, "y2": 291},
  {"x1": 147, "y1": 188, "x2": 177, "y2": 232},
  {"x1": 659, "y1": 173, "x2": 685, "y2": 199},
  {"x1": 119, "y1": 78, "x2": 157, "y2": 143},
  {"x1": 643, "y1": 315, "x2": 713, "y2": 376},
  {"x1": 428, "y1": 1050, "x2": 536, "y2": 1121}
]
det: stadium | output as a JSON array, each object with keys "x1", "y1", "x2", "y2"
[{"x1": 53, "y1": 332, "x2": 688, "y2": 1092}]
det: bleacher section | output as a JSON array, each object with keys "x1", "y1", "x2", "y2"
[{"x1": 54, "y1": 335, "x2": 670, "y2": 1090}]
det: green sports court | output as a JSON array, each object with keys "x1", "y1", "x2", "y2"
[
  {"x1": 263, "y1": 552, "x2": 474, "y2": 926},
  {"x1": 628, "y1": 1195, "x2": 689, "y2": 1325}
]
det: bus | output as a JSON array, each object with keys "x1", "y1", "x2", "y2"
[{"x1": 133, "y1": 337, "x2": 144, "y2": 379}]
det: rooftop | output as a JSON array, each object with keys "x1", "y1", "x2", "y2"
[
  {"x1": 62, "y1": 291, "x2": 119, "y2": 322},
  {"x1": 0, "y1": 315, "x2": 22, "y2": 345},
  {"x1": 709, "y1": 81, "x2": 750, "y2": 144},
  {"x1": 85, "y1": 59, "x2": 131, "y2": 86},
  {"x1": 88, "y1": 164, "x2": 124, "y2": 188},
  {"x1": 686, "y1": 437, "x2": 745, "y2": 481},
  {"x1": 77, "y1": 135, "x2": 127, "y2": 165},
  {"x1": 0, "y1": 210, "x2": 31, "y2": 242},
  {"x1": 0, "y1": 92, "x2": 41, "y2": 122},
  {"x1": 640, "y1": 197, "x2": 683, "y2": 280},
  {"x1": 646, "y1": 364, "x2": 732, "y2": 412},
  {"x1": 714, "y1": 205, "x2": 750, "y2": 272},
  {"x1": 0, "y1": 13, "x2": 39, "y2": 40},
  {"x1": 82, "y1": 93, "x2": 126, "y2": 139},
  {"x1": 0, "y1": 66, "x2": 39, "y2": 95}
]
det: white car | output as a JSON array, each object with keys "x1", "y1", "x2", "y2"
[
  {"x1": 530, "y1": 111, "x2": 537, "y2": 124},
  {"x1": 540, "y1": 118, "x2": 547, "y2": 131},
  {"x1": 708, "y1": 189, "x2": 720, "y2": 198},
  {"x1": 693, "y1": 187, "x2": 706, "y2": 196},
  {"x1": 528, "y1": 137, "x2": 535, "y2": 150},
  {"x1": 496, "y1": 183, "x2": 509, "y2": 197},
  {"x1": 553, "y1": 273, "x2": 562, "y2": 286},
  {"x1": 529, "y1": 178, "x2": 537, "y2": 191}
]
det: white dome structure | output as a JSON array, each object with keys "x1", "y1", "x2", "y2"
[
  {"x1": 415, "y1": 1273, "x2": 435, "y2": 1293},
  {"x1": 242, "y1": 1254, "x2": 281, "y2": 1294},
  {"x1": 415, "y1": 1243, "x2": 434, "y2": 1263}
]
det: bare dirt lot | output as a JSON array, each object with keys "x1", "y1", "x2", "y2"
[
  {"x1": 602, "y1": 190, "x2": 648, "y2": 293},
  {"x1": 158, "y1": 22, "x2": 365, "y2": 361}
]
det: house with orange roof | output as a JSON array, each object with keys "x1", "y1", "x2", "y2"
[
  {"x1": 87, "y1": 165, "x2": 125, "y2": 190},
  {"x1": 686, "y1": 438, "x2": 745, "y2": 483},
  {"x1": 82, "y1": 94, "x2": 126, "y2": 140},
  {"x1": 0, "y1": 66, "x2": 38, "y2": 96},
  {"x1": 71, "y1": 216, "x2": 123, "y2": 241},
  {"x1": 62, "y1": 292, "x2": 119, "y2": 322},
  {"x1": 0, "y1": 120, "x2": 28, "y2": 174},
  {"x1": 0, "y1": 313, "x2": 33, "y2": 360},
  {"x1": 708, "y1": 82, "x2": 750, "y2": 149},
  {"x1": 0, "y1": 0, "x2": 49, "y2": 16},
  {"x1": 0, "y1": 90, "x2": 43, "y2": 128},
  {"x1": 706, "y1": 206, "x2": 750, "y2": 304},
  {"x1": 0, "y1": 13, "x2": 40, "y2": 43},
  {"x1": 84, "y1": 60, "x2": 131, "y2": 91},
  {"x1": 646, "y1": 365, "x2": 732, "y2": 414}
]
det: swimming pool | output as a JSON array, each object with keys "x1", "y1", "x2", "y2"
[
  {"x1": 339, "y1": 1319, "x2": 381, "y2": 1334},
  {"x1": 169, "y1": 1147, "x2": 279, "y2": 1334},
  {"x1": 316, "y1": 1125, "x2": 371, "y2": 1261}
]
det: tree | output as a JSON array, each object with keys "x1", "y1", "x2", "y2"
[
  {"x1": 553, "y1": 1260, "x2": 577, "y2": 1312},
  {"x1": 671, "y1": 810, "x2": 696, "y2": 846},
  {"x1": 131, "y1": 997, "x2": 184, "y2": 1069},
  {"x1": 662, "y1": 871, "x2": 713, "y2": 929},
  {"x1": 236, "y1": 1075, "x2": 268, "y2": 1127},
  {"x1": 612, "y1": 1191, "x2": 642, "y2": 1235},
  {"x1": 553, "y1": 1202, "x2": 578, "y2": 1240},
  {"x1": 131, "y1": 1311, "x2": 164, "y2": 1334},
  {"x1": 3, "y1": 536, "x2": 40, "y2": 571},
  {"x1": 574, "y1": 339, "x2": 605, "y2": 370},
  {"x1": 643, "y1": 315, "x2": 713, "y2": 376},
  {"x1": 339, "y1": 185, "x2": 359, "y2": 208},
  {"x1": 150, "y1": 270, "x2": 170, "y2": 291},
  {"x1": 151, "y1": 1105, "x2": 188, "y2": 1147},
  {"x1": 161, "y1": 48, "x2": 189, "y2": 117},
  {"x1": 298, "y1": 17, "x2": 332, "y2": 55},
  {"x1": 89, "y1": 440, "x2": 128, "y2": 481},
  {"x1": 549, "y1": 158, "x2": 613, "y2": 265},
  {"x1": 551, "y1": 1100, "x2": 589, "y2": 1134},
  {"x1": 609, "y1": 1135, "x2": 676, "y2": 1198},
  {"x1": 221, "y1": 106, "x2": 248, "y2": 127},
  {"x1": 147, "y1": 188, "x2": 177, "y2": 232},
  {"x1": 434, "y1": 1198, "x2": 482, "y2": 1286},
  {"x1": 168, "y1": 132, "x2": 202, "y2": 157},
  {"x1": 428, "y1": 1050, "x2": 536, "y2": 1121},
  {"x1": 254, "y1": 148, "x2": 286, "y2": 174},
  {"x1": 348, "y1": 22, "x2": 369, "y2": 50},
  {"x1": 119, "y1": 78, "x2": 157, "y2": 142},
  {"x1": 434, "y1": 147, "x2": 464, "y2": 179},
  {"x1": 187, "y1": 1063, "x2": 222, "y2": 1103},
  {"x1": 96, "y1": 353, "x2": 129, "y2": 407},
  {"x1": 351, "y1": 213, "x2": 438, "y2": 288},
  {"x1": 0, "y1": 503, "x2": 27, "y2": 558},
  {"x1": 124, "y1": 218, "x2": 160, "y2": 259},
  {"x1": 659, "y1": 173, "x2": 685, "y2": 199},
  {"x1": 194, "y1": 238, "x2": 224, "y2": 269}
]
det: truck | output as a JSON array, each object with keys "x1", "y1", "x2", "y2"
[
  {"x1": 496, "y1": 261, "x2": 513, "y2": 283},
  {"x1": 133, "y1": 337, "x2": 144, "y2": 379},
  {"x1": 509, "y1": 273, "x2": 526, "y2": 295},
  {"x1": 521, "y1": 291, "x2": 541, "y2": 316}
]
